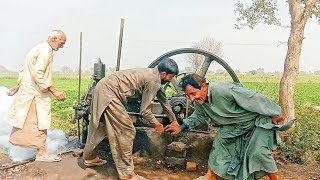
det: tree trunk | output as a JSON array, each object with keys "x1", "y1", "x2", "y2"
[
  {"x1": 279, "y1": 0, "x2": 316, "y2": 122},
  {"x1": 279, "y1": 26, "x2": 304, "y2": 121}
]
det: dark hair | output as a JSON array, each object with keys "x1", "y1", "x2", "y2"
[
  {"x1": 179, "y1": 73, "x2": 206, "y2": 91},
  {"x1": 157, "y1": 58, "x2": 179, "y2": 75}
]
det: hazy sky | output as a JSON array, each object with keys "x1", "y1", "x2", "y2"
[{"x1": 0, "y1": 0, "x2": 319, "y2": 73}]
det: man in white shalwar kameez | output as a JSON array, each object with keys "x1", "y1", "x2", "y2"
[{"x1": 5, "y1": 30, "x2": 67, "y2": 162}]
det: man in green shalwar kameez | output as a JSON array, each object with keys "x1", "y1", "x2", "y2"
[{"x1": 165, "y1": 74, "x2": 294, "y2": 180}]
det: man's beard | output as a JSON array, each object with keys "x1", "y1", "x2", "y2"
[{"x1": 161, "y1": 79, "x2": 169, "y2": 84}]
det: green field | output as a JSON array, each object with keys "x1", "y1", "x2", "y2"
[{"x1": 1, "y1": 74, "x2": 320, "y2": 164}]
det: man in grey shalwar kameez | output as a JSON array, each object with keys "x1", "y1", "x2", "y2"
[
  {"x1": 83, "y1": 58, "x2": 179, "y2": 180},
  {"x1": 165, "y1": 74, "x2": 294, "y2": 180}
]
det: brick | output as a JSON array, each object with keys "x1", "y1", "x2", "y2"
[
  {"x1": 186, "y1": 161, "x2": 197, "y2": 172},
  {"x1": 167, "y1": 142, "x2": 187, "y2": 152}
]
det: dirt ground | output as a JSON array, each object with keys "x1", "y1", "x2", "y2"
[{"x1": 1, "y1": 152, "x2": 320, "y2": 180}]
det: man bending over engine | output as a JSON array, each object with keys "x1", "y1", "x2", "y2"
[
  {"x1": 83, "y1": 58, "x2": 179, "y2": 180},
  {"x1": 165, "y1": 73, "x2": 295, "y2": 180}
]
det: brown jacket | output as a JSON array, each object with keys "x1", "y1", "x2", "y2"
[{"x1": 91, "y1": 68, "x2": 176, "y2": 128}]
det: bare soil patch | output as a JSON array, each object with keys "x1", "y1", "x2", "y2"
[{"x1": 1, "y1": 153, "x2": 320, "y2": 180}]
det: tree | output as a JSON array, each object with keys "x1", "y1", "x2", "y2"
[
  {"x1": 248, "y1": 69, "x2": 257, "y2": 75},
  {"x1": 234, "y1": 69, "x2": 241, "y2": 75},
  {"x1": 256, "y1": 68, "x2": 265, "y2": 75},
  {"x1": 60, "y1": 65, "x2": 74, "y2": 74},
  {"x1": 187, "y1": 37, "x2": 224, "y2": 72},
  {"x1": 0, "y1": 65, "x2": 9, "y2": 73},
  {"x1": 235, "y1": 0, "x2": 319, "y2": 122},
  {"x1": 215, "y1": 69, "x2": 228, "y2": 76}
]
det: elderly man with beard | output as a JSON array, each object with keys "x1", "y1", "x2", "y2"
[
  {"x1": 83, "y1": 58, "x2": 179, "y2": 180},
  {"x1": 5, "y1": 30, "x2": 67, "y2": 162},
  {"x1": 165, "y1": 73, "x2": 295, "y2": 180}
]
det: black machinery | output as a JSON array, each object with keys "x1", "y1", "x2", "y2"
[
  {"x1": 73, "y1": 58, "x2": 105, "y2": 145},
  {"x1": 73, "y1": 48, "x2": 240, "y2": 165}
]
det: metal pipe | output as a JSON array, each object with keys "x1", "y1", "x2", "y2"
[
  {"x1": 116, "y1": 18, "x2": 125, "y2": 71},
  {"x1": 77, "y1": 32, "x2": 83, "y2": 145},
  {"x1": 77, "y1": 32, "x2": 83, "y2": 103},
  {"x1": 185, "y1": 98, "x2": 189, "y2": 119},
  {"x1": 127, "y1": 112, "x2": 167, "y2": 118}
]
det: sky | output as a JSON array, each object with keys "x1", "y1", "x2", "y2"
[{"x1": 0, "y1": 0, "x2": 319, "y2": 73}]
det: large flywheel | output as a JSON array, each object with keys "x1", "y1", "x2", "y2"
[
  {"x1": 148, "y1": 48, "x2": 240, "y2": 127},
  {"x1": 148, "y1": 48, "x2": 239, "y2": 94}
]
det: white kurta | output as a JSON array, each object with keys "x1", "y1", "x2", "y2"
[{"x1": 5, "y1": 42, "x2": 54, "y2": 130}]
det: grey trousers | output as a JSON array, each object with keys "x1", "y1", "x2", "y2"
[{"x1": 83, "y1": 100, "x2": 136, "y2": 179}]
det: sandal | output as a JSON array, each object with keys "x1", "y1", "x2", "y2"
[
  {"x1": 35, "y1": 154, "x2": 62, "y2": 162},
  {"x1": 84, "y1": 159, "x2": 107, "y2": 167}
]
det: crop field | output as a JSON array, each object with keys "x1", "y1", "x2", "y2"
[{"x1": 1, "y1": 73, "x2": 320, "y2": 164}]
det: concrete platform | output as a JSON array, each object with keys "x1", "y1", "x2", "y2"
[{"x1": 133, "y1": 127, "x2": 216, "y2": 165}]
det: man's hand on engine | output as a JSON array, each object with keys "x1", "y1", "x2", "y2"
[
  {"x1": 164, "y1": 120, "x2": 181, "y2": 135},
  {"x1": 155, "y1": 123, "x2": 164, "y2": 133}
]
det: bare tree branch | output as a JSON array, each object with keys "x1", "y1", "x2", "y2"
[
  {"x1": 302, "y1": 0, "x2": 317, "y2": 23},
  {"x1": 187, "y1": 37, "x2": 223, "y2": 72}
]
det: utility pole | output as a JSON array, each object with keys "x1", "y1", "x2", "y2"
[{"x1": 116, "y1": 18, "x2": 125, "y2": 71}]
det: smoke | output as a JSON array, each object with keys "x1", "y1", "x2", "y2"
[{"x1": 0, "y1": 86, "x2": 77, "y2": 162}]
